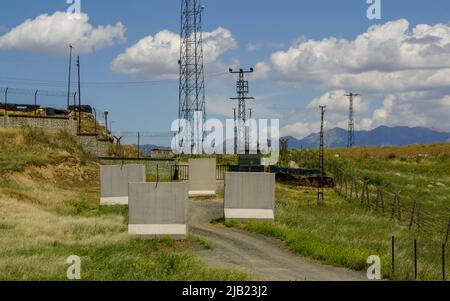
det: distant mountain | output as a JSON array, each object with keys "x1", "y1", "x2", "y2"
[
  {"x1": 285, "y1": 126, "x2": 450, "y2": 149},
  {"x1": 133, "y1": 144, "x2": 171, "y2": 156}
]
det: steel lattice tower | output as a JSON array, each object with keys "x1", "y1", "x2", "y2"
[
  {"x1": 346, "y1": 92, "x2": 359, "y2": 148},
  {"x1": 178, "y1": 0, "x2": 206, "y2": 152},
  {"x1": 229, "y1": 68, "x2": 254, "y2": 154}
]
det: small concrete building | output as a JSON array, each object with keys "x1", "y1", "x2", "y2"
[
  {"x1": 151, "y1": 148, "x2": 175, "y2": 160},
  {"x1": 224, "y1": 172, "x2": 275, "y2": 221},
  {"x1": 100, "y1": 164, "x2": 146, "y2": 205},
  {"x1": 128, "y1": 182, "x2": 188, "y2": 240},
  {"x1": 188, "y1": 158, "x2": 217, "y2": 197}
]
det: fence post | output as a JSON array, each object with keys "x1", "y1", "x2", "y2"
[
  {"x1": 409, "y1": 199, "x2": 417, "y2": 230},
  {"x1": 414, "y1": 239, "x2": 418, "y2": 280},
  {"x1": 392, "y1": 192, "x2": 401, "y2": 222},
  {"x1": 392, "y1": 236, "x2": 395, "y2": 276},
  {"x1": 443, "y1": 244, "x2": 446, "y2": 281}
]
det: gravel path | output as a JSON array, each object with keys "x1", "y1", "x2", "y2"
[{"x1": 189, "y1": 199, "x2": 367, "y2": 281}]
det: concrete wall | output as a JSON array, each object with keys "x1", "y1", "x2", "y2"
[
  {"x1": 100, "y1": 164, "x2": 146, "y2": 205},
  {"x1": 78, "y1": 135, "x2": 111, "y2": 157},
  {"x1": 1, "y1": 116, "x2": 112, "y2": 157},
  {"x1": 188, "y1": 158, "x2": 216, "y2": 196},
  {"x1": 224, "y1": 172, "x2": 275, "y2": 221},
  {"x1": 128, "y1": 182, "x2": 188, "y2": 240},
  {"x1": 1, "y1": 115, "x2": 77, "y2": 134}
]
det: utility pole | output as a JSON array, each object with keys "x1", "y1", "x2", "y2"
[
  {"x1": 229, "y1": 68, "x2": 255, "y2": 154},
  {"x1": 179, "y1": 0, "x2": 206, "y2": 154},
  {"x1": 318, "y1": 105, "x2": 326, "y2": 204},
  {"x1": 76, "y1": 56, "x2": 81, "y2": 134},
  {"x1": 233, "y1": 108, "x2": 237, "y2": 154},
  {"x1": 346, "y1": 92, "x2": 360, "y2": 148},
  {"x1": 67, "y1": 45, "x2": 73, "y2": 110}
]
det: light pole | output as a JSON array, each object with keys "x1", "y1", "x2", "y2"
[{"x1": 103, "y1": 111, "x2": 109, "y2": 134}]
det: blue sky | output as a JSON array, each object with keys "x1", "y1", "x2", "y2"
[{"x1": 1, "y1": 0, "x2": 450, "y2": 145}]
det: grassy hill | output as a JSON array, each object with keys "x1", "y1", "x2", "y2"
[{"x1": 0, "y1": 127, "x2": 247, "y2": 280}]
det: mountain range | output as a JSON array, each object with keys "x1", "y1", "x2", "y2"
[{"x1": 285, "y1": 126, "x2": 450, "y2": 149}]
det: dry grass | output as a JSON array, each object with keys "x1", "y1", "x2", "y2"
[{"x1": 0, "y1": 128, "x2": 248, "y2": 280}]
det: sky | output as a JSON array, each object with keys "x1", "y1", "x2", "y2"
[{"x1": 0, "y1": 0, "x2": 449, "y2": 146}]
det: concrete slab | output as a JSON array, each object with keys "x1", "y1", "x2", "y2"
[
  {"x1": 100, "y1": 164, "x2": 146, "y2": 205},
  {"x1": 188, "y1": 158, "x2": 216, "y2": 197},
  {"x1": 128, "y1": 182, "x2": 188, "y2": 240},
  {"x1": 224, "y1": 172, "x2": 275, "y2": 221}
]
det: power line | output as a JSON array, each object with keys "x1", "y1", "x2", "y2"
[{"x1": 0, "y1": 72, "x2": 229, "y2": 89}]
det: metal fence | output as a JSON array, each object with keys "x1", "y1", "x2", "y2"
[{"x1": 293, "y1": 149, "x2": 450, "y2": 280}]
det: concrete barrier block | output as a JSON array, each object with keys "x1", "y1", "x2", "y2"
[
  {"x1": 188, "y1": 158, "x2": 216, "y2": 197},
  {"x1": 224, "y1": 172, "x2": 275, "y2": 221},
  {"x1": 100, "y1": 164, "x2": 146, "y2": 205},
  {"x1": 128, "y1": 182, "x2": 188, "y2": 240}
]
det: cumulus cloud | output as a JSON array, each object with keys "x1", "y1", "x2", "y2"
[
  {"x1": 281, "y1": 121, "x2": 320, "y2": 138},
  {"x1": 0, "y1": 12, "x2": 126, "y2": 55},
  {"x1": 249, "y1": 62, "x2": 271, "y2": 81},
  {"x1": 281, "y1": 88, "x2": 450, "y2": 139},
  {"x1": 111, "y1": 27, "x2": 237, "y2": 80},
  {"x1": 266, "y1": 19, "x2": 450, "y2": 137},
  {"x1": 269, "y1": 19, "x2": 450, "y2": 93}
]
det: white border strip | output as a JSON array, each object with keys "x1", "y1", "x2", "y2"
[
  {"x1": 100, "y1": 197, "x2": 128, "y2": 205},
  {"x1": 128, "y1": 224, "x2": 187, "y2": 235},
  {"x1": 189, "y1": 190, "x2": 216, "y2": 197},
  {"x1": 225, "y1": 209, "x2": 274, "y2": 220}
]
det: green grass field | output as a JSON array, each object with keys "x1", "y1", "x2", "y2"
[
  {"x1": 227, "y1": 145, "x2": 450, "y2": 281},
  {"x1": 0, "y1": 128, "x2": 248, "y2": 281},
  {"x1": 228, "y1": 184, "x2": 447, "y2": 280}
]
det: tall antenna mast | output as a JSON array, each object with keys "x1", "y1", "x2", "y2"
[
  {"x1": 318, "y1": 105, "x2": 326, "y2": 204},
  {"x1": 346, "y1": 92, "x2": 359, "y2": 148},
  {"x1": 229, "y1": 68, "x2": 254, "y2": 154},
  {"x1": 178, "y1": 0, "x2": 206, "y2": 153}
]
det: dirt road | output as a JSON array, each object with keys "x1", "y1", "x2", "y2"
[{"x1": 189, "y1": 199, "x2": 367, "y2": 281}]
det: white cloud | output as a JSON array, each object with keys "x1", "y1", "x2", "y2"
[
  {"x1": 307, "y1": 89, "x2": 368, "y2": 113},
  {"x1": 111, "y1": 27, "x2": 237, "y2": 80},
  {"x1": 249, "y1": 62, "x2": 271, "y2": 81},
  {"x1": 281, "y1": 121, "x2": 319, "y2": 138},
  {"x1": 265, "y1": 19, "x2": 450, "y2": 136},
  {"x1": 282, "y1": 89, "x2": 450, "y2": 139},
  {"x1": 268, "y1": 19, "x2": 450, "y2": 93},
  {"x1": 0, "y1": 12, "x2": 126, "y2": 55}
]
